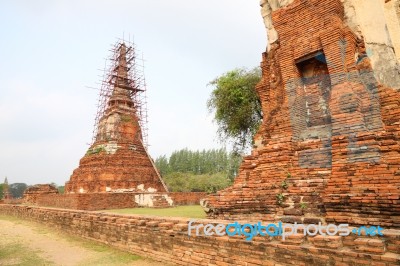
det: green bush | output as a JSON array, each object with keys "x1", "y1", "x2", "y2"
[{"x1": 163, "y1": 172, "x2": 232, "y2": 193}]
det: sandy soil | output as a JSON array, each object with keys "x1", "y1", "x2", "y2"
[{"x1": 0, "y1": 217, "x2": 167, "y2": 266}]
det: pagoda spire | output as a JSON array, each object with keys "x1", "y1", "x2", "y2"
[
  {"x1": 93, "y1": 42, "x2": 144, "y2": 144},
  {"x1": 111, "y1": 43, "x2": 131, "y2": 99},
  {"x1": 106, "y1": 43, "x2": 135, "y2": 112},
  {"x1": 3, "y1": 176, "x2": 12, "y2": 199}
]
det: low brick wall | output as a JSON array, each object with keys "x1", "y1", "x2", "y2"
[
  {"x1": 26, "y1": 192, "x2": 206, "y2": 210},
  {"x1": 30, "y1": 193, "x2": 137, "y2": 210},
  {"x1": 168, "y1": 192, "x2": 207, "y2": 205},
  {"x1": 0, "y1": 205, "x2": 399, "y2": 266},
  {"x1": 3, "y1": 198, "x2": 23, "y2": 205},
  {"x1": 31, "y1": 194, "x2": 79, "y2": 209}
]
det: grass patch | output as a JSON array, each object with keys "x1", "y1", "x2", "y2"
[
  {"x1": 65, "y1": 233, "x2": 139, "y2": 255},
  {"x1": 77, "y1": 241, "x2": 141, "y2": 266},
  {"x1": 106, "y1": 205, "x2": 206, "y2": 218},
  {"x1": 79, "y1": 252, "x2": 141, "y2": 266},
  {"x1": 50, "y1": 223, "x2": 150, "y2": 265},
  {"x1": 0, "y1": 215, "x2": 22, "y2": 223},
  {"x1": 0, "y1": 241, "x2": 52, "y2": 266}
]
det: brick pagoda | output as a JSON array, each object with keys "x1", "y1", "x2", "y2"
[
  {"x1": 65, "y1": 43, "x2": 168, "y2": 194},
  {"x1": 203, "y1": 0, "x2": 400, "y2": 228}
]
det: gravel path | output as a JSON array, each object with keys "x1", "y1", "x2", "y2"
[{"x1": 0, "y1": 217, "x2": 167, "y2": 266}]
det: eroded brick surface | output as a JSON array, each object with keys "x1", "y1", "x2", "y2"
[
  {"x1": 203, "y1": 0, "x2": 400, "y2": 228},
  {"x1": 23, "y1": 184, "x2": 59, "y2": 204}
]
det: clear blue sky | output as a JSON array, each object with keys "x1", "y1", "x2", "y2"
[{"x1": 0, "y1": 0, "x2": 266, "y2": 185}]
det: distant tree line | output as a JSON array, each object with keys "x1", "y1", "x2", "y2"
[
  {"x1": 155, "y1": 148, "x2": 242, "y2": 193},
  {"x1": 0, "y1": 182, "x2": 28, "y2": 199}
]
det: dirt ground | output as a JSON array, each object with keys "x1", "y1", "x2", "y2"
[{"x1": 0, "y1": 216, "x2": 168, "y2": 266}]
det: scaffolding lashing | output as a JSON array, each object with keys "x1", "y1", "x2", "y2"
[{"x1": 90, "y1": 39, "x2": 149, "y2": 149}]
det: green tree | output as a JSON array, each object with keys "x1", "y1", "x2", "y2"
[
  {"x1": 0, "y1": 183, "x2": 3, "y2": 199},
  {"x1": 207, "y1": 67, "x2": 262, "y2": 152},
  {"x1": 155, "y1": 155, "x2": 169, "y2": 176},
  {"x1": 9, "y1": 183, "x2": 28, "y2": 198}
]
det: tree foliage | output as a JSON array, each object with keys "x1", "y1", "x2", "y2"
[
  {"x1": 155, "y1": 148, "x2": 241, "y2": 180},
  {"x1": 163, "y1": 172, "x2": 232, "y2": 193},
  {"x1": 207, "y1": 67, "x2": 262, "y2": 152},
  {"x1": 155, "y1": 148, "x2": 242, "y2": 193},
  {"x1": 9, "y1": 183, "x2": 28, "y2": 198},
  {"x1": 0, "y1": 184, "x2": 3, "y2": 199}
]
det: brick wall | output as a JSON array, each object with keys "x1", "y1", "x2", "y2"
[
  {"x1": 26, "y1": 192, "x2": 206, "y2": 210},
  {"x1": 3, "y1": 198, "x2": 23, "y2": 205},
  {"x1": 0, "y1": 205, "x2": 399, "y2": 266},
  {"x1": 23, "y1": 184, "x2": 59, "y2": 204},
  {"x1": 169, "y1": 192, "x2": 207, "y2": 205}
]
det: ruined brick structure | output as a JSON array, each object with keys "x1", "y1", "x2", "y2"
[
  {"x1": 65, "y1": 42, "x2": 168, "y2": 195},
  {"x1": 203, "y1": 0, "x2": 400, "y2": 227},
  {"x1": 23, "y1": 184, "x2": 59, "y2": 204}
]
